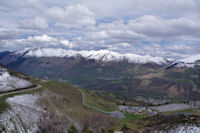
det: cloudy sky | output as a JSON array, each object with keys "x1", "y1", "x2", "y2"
[{"x1": 0, "y1": 0, "x2": 200, "y2": 59}]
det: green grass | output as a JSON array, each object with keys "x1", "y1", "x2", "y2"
[
  {"x1": 125, "y1": 113, "x2": 147, "y2": 121},
  {"x1": 116, "y1": 113, "x2": 147, "y2": 131},
  {"x1": 83, "y1": 89, "x2": 117, "y2": 112},
  {"x1": 118, "y1": 113, "x2": 147, "y2": 126},
  {"x1": 0, "y1": 96, "x2": 10, "y2": 114}
]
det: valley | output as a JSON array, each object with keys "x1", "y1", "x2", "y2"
[
  {"x1": 0, "y1": 48, "x2": 200, "y2": 132},
  {"x1": 1, "y1": 48, "x2": 200, "y2": 102},
  {"x1": 1, "y1": 76, "x2": 199, "y2": 132}
]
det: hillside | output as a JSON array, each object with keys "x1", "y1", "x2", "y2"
[
  {"x1": 1, "y1": 81, "x2": 199, "y2": 133},
  {"x1": 0, "y1": 66, "x2": 199, "y2": 132},
  {"x1": 0, "y1": 79, "x2": 118, "y2": 132},
  {"x1": 0, "y1": 65, "x2": 119, "y2": 132}
]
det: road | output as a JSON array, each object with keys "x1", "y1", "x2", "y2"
[
  {"x1": 0, "y1": 85, "x2": 124, "y2": 118},
  {"x1": 0, "y1": 85, "x2": 41, "y2": 97},
  {"x1": 78, "y1": 89, "x2": 125, "y2": 118},
  {"x1": 149, "y1": 103, "x2": 192, "y2": 112}
]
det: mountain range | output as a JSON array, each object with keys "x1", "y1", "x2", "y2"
[
  {"x1": 1, "y1": 48, "x2": 200, "y2": 68},
  {"x1": 1, "y1": 48, "x2": 169, "y2": 65},
  {"x1": 0, "y1": 48, "x2": 200, "y2": 101}
]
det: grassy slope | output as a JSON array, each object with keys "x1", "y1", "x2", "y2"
[
  {"x1": 31, "y1": 80, "x2": 118, "y2": 130},
  {"x1": 0, "y1": 79, "x2": 119, "y2": 131},
  {"x1": 0, "y1": 77, "x2": 148, "y2": 132},
  {"x1": 83, "y1": 89, "x2": 119, "y2": 112}
]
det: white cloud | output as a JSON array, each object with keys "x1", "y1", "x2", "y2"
[
  {"x1": 19, "y1": 17, "x2": 48, "y2": 30},
  {"x1": 45, "y1": 5, "x2": 95, "y2": 29},
  {"x1": 0, "y1": 0, "x2": 200, "y2": 59},
  {"x1": 60, "y1": 40, "x2": 74, "y2": 48},
  {"x1": 59, "y1": 0, "x2": 198, "y2": 19},
  {"x1": 27, "y1": 34, "x2": 56, "y2": 42},
  {"x1": 0, "y1": 34, "x2": 73, "y2": 50},
  {"x1": 128, "y1": 15, "x2": 200, "y2": 38}
]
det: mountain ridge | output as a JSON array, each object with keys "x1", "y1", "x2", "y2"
[{"x1": 11, "y1": 48, "x2": 168, "y2": 65}]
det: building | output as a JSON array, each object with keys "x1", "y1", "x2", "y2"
[
  {"x1": 114, "y1": 131, "x2": 123, "y2": 133},
  {"x1": 118, "y1": 105, "x2": 146, "y2": 114}
]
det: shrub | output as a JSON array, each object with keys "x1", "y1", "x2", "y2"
[
  {"x1": 101, "y1": 128, "x2": 105, "y2": 133},
  {"x1": 108, "y1": 127, "x2": 114, "y2": 133},
  {"x1": 121, "y1": 124, "x2": 130, "y2": 132},
  {"x1": 68, "y1": 124, "x2": 78, "y2": 133}
]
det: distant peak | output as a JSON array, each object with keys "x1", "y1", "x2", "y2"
[{"x1": 166, "y1": 54, "x2": 200, "y2": 68}]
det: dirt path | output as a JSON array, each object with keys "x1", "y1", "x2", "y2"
[{"x1": 78, "y1": 89, "x2": 125, "y2": 118}]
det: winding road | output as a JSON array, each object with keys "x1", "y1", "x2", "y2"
[
  {"x1": 78, "y1": 89, "x2": 125, "y2": 118},
  {"x1": 0, "y1": 85, "x2": 41, "y2": 98},
  {"x1": 0, "y1": 84, "x2": 124, "y2": 118}
]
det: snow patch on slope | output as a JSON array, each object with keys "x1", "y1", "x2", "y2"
[
  {"x1": 14, "y1": 48, "x2": 167, "y2": 65},
  {"x1": 0, "y1": 94, "x2": 45, "y2": 133},
  {"x1": 0, "y1": 67, "x2": 32, "y2": 92},
  {"x1": 7, "y1": 94, "x2": 44, "y2": 111}
]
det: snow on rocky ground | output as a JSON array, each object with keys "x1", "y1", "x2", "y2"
[
  {"x1": 0, "y1": 94, "x2": 46, "y2": 133},
  {"x1": 155, "y1": 125, "x2": 200, "y2": 133},
  {"x1": 170, "y1": 125, "x2": 200, "y2": 133},
  {"x1": 0, "y1": 67, "x2": 32, "y2": 92}
]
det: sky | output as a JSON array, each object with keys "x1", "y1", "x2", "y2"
[{"x1": 0, "y1": 0, "x2": 200, "y2": 59}]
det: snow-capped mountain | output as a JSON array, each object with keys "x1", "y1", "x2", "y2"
[
  {"x1": 178, "y1": 54, "x2": 200, "y2": 67},
  {"x1": 11, "y1": 48, "x2": 168, "y2": 65},
  {"x1": 166, "y1": 55, "x2": 200, "y2": 68}
]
